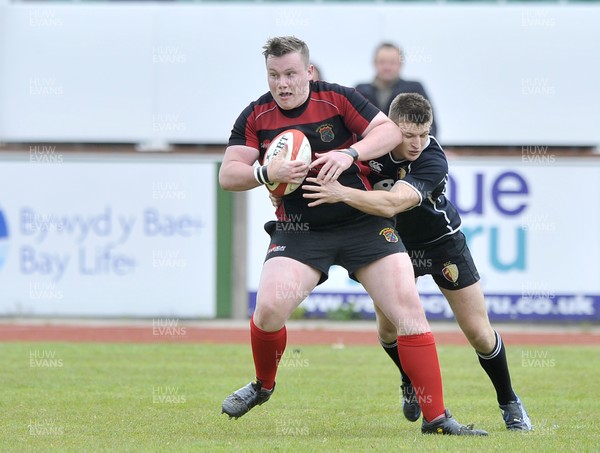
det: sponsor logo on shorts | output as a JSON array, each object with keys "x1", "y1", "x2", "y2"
[
  {"x1": 268, "y1": 244, "x2": 286, "y2": 254},
  {"x1": 379, "y1": 227, "x2": 399, "y2": 243},
  {"x1": 442, "y1": 261, "x2": 459, "y2": 284},
  {"x1": 316, "y1": 124, "x2": 334, "y2": 142}
]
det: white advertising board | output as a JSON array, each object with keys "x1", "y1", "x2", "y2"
[
  {"x1": 247, "y1": 157, "x2": 600, "y2": 322},
  {"x1": 0, "y1": 154, "x2": 217, "y2": 318}
]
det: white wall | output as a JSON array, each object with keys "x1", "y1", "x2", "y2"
[{"x1": 0, "y1": 3, "x2": 598, "y2": 146}]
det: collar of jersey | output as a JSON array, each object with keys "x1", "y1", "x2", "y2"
[{"x1": 276, "y1": 85, "x2": 312, "y2": 119}]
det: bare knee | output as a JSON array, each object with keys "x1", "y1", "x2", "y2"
[
  {"x1": 464, "y1": 326, "x2": 496, "y2": 353},
  {"x1": 254, "y1": 299, "x2": 288, "y2": 332},
  {"x1": 376, "y1": 313, "x2": 397, "y2": 344}
]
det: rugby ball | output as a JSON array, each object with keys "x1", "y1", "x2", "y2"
[{"x1": 263, "y1": 129, "x2": 312, "y2": 197}]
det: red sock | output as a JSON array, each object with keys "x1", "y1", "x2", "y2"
[
  {"x1": 396, "y1": 332, "x2": 445, "y2": 422},
  {"x1": 250, "y1": 317, "x2": 287, "y2": 390}
]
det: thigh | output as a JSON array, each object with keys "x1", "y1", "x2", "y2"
[
  {"x1": 335, "y1": 216, "x2": 405, "y2": 280},
  {"x1": 255, "y1": 257, "x2": 321, "y2": 331},
  {"x1": 263, "y1": 220, "x2": 335, "y2": 285},
  {"x1": 424, "y1": 232, "x2": 480, "y2": 290},
  {"x1": 356, "y1": 253, "x2": 430, "y2": 335}
]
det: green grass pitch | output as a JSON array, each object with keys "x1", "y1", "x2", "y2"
[{"x1": 1, "y1": 341, "x2": 599, "y2": 452}]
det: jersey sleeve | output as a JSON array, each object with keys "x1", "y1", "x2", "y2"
[
  {"x1": 399, "y1": 147, "x2": 448, "y2": 205},
  {"x1": 329, "y1": 83, "x2": 381, "y2": 136},
  {"x1": 227, "y1": 102, "x2": 259, "y2": 149}
]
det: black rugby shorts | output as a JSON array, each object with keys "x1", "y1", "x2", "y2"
[
  {"x1": 263, "y1": 214, "x2": 406, "y2": 285},
  {"x1": 406, "y1": 231, "x2": 480, "y2": 290}
]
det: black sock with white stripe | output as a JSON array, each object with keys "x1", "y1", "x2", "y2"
[
  {"x1": 380, "y1": 339, "x2": 411, "y2": 385},
  {"x1": 476, "y1": 331, "x2": 517, "y2": 405}
]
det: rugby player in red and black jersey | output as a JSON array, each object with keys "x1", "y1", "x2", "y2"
[
  {"x1": 303, "y1": 92, "x2": 532, "y2": 431},
  {"x1": 219, "y1": 36, "x2": 487, "y2": 436}
]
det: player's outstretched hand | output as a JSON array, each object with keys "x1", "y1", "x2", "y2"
[
  {"x1": 302, "y1": 177, "x2": 347, "y2": 207},
  {"x1": 309, "y1": 151, "x2": 353, "y2": 183}
]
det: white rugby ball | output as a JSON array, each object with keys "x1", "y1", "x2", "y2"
[{"x1": 262, "y1": 129, "x2": 312, "y2": 197}]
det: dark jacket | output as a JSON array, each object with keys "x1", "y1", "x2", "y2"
[{"x1": 355, "y1": 79, "x2": 438, "y2": 137}]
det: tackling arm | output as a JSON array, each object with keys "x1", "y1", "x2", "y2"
[{"x1": 302, "y1": 177, "x2": 420, "y2": 218}]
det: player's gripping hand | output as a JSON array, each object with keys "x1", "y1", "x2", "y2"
[
  {"x1": 266, "y1": 143, "x2": 309, "y2": 185},
  {"x1": 309, "y1": 150, "x2": 353, "y2": 183},
  {"x1": 302, "y1": 177, "x2": 348, "y2": 207}
]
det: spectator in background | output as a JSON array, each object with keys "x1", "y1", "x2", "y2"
[{"x1": 356, "y1": 42, "x2": 438, "y2": 137}]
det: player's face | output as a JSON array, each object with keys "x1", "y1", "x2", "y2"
[
  {"x1": 394, "y1": 121, "x2": 432, "y2": 161},
  {"x1": 266, "y1": 52, "x2": 313, "y2": 110},
  {"x1": 374, "y1": 48, "x2": 402, "y2": 83}
]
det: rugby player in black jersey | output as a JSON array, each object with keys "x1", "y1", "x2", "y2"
[
  {"x1": 219, "y1": 37, "x2": 487, "y2": 435},
  {"x1": 303, "y1": 92, "x2": 532, "y2": 431}
]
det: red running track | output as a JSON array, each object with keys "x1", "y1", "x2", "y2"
[{"x1": 1, "y1": 324, "x2": 599, "y2": 346}]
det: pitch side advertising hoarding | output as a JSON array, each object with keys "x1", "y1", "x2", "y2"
[
  {"x1": 247, "y1": 157, "x2": 600, "y2": 322},
  {"x1": 0, "y1": 154, "x2": 216, "y2": 318}
]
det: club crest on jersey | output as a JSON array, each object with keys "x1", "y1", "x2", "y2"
[
  {"x1": 368, "y1": 160, "x2": 384, "y2": 172},
  {"x1": 379, "y1": 227, "x2": 399, "y2": 243},
  {"x1": 397, "y1": 168, "x2": 407, "y2": 180},
  {"x1": 442, "y1": 262, "x2": 459, "y2": 284},
  {"x1": 316, "y1": 124, "x2": 335, "y2": 142}
]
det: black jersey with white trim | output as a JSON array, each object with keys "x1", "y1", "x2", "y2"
[{"x1": 365, "y1": 136, "x2": 462, "y2": 245}]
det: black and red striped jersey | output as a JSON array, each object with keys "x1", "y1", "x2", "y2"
[
  {"x1": 228, "y1": 81, "x2": 380, "y2": 227},
  {"x1": 365, "y1": 136, "x2": 462, "y2": 245}
]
